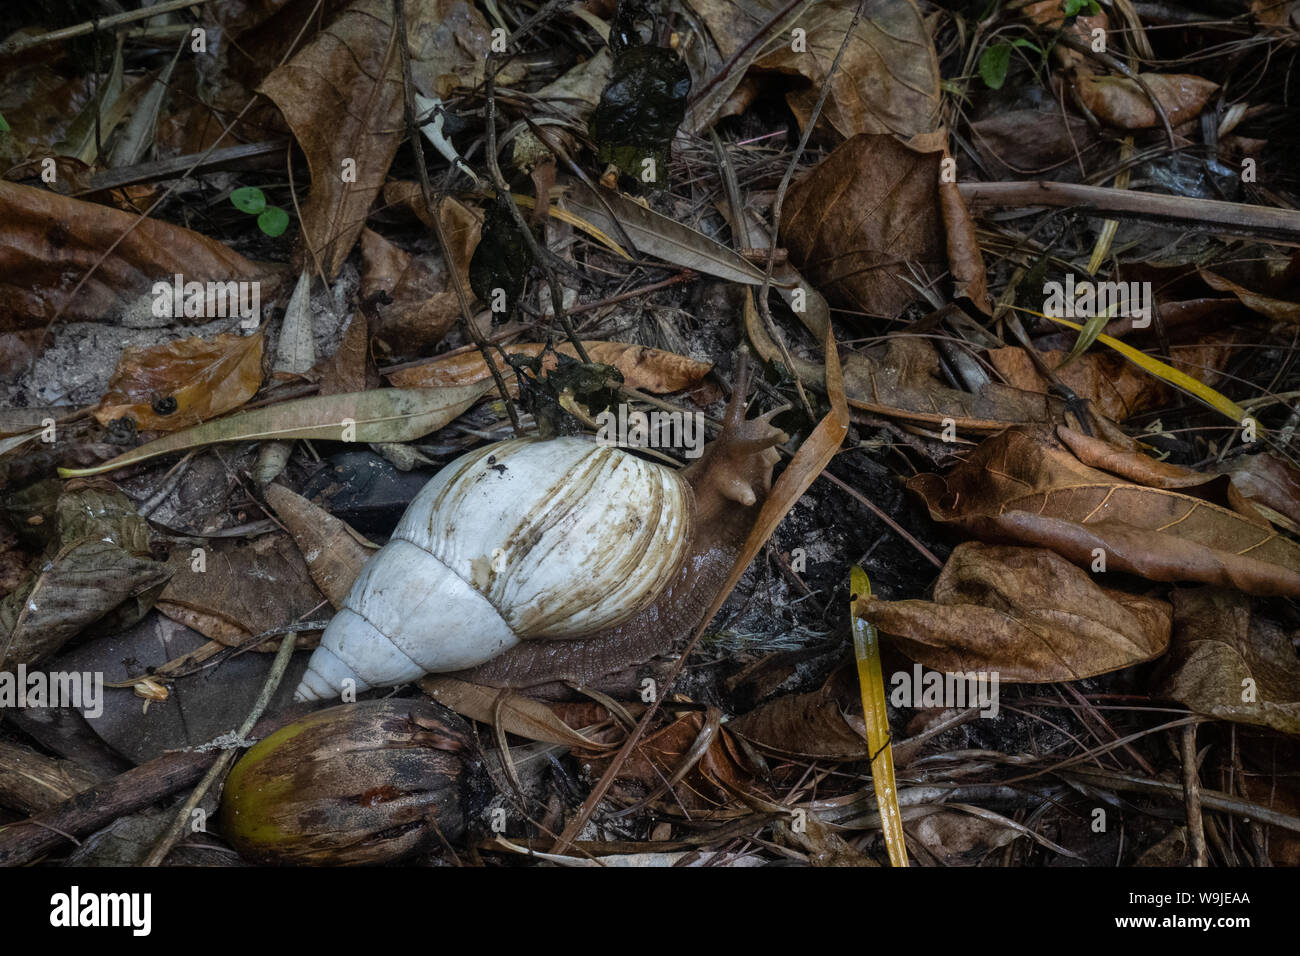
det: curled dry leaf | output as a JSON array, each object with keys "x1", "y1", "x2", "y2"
[
  {"x1": 1217, "y1": 452, "x2": 1300, "y2": 533},
  {"x1": 691, "y1": 0, "x2": 940, "y2": 140},
  {"x1": 1158, "y1": 588, "x2": 1300, "y2": 735},
  {"x1": 1199, "y1": 260, "x2": 1300, "y2": 325},
  {"x1": 1055, "y1": 425, "x2": 1277, "y2": 527},
  {"x1": 419, "y1": 676, "x2": 614, "y2": 750},
  {"x1": 575, "y1": 710, "x2": 755, "y2": 811},
  {"x1": 262, "y1": 483, "x2": 372, "y2": 610},
  {"x1": 0, "y1": 181, "x2": 275, "y2": 332},
  {"x1": 861, "y1": 542, "x2": 1171, "y2": 683},
  {"x1": 1073, "y1": 71, "x2": 1219, "y2": 130},
  {"x1": 729, "y1": 666, "x2": 868, "y2": 759},
  {"x1": 258, "y1": 0, "x2": 516, "y2": 278},
  {"x1": 387, "y1": 341, "x2": 712, "y2": 393},
  {"x1": 94, "y1": 332, "x2": 265, "y2": 432},
  {"x1": 781, "y1": 133, "x2": 989, "y2": 317},
  {"x1": 908, "y1": 428, "x2": 1300, "y2": 596},
  {"x1": 155, "y1": 534, "x2": 327, "y2": 648},
  {"x1": 0, "y1": 482, "x2": 170, "y2": 669},
  {"x1": 360, "y1": 228, "x2": 461, "y2": 354}
]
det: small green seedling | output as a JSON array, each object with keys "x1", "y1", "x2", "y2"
[
  {"x1": 230, "y1": 186, "x2": 289, "y2": 237},
  {"x1": 978, "y1": 38, "x2": 1042, "y2": 90}
]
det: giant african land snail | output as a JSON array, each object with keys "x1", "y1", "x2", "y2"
[{"x1": 294, "y1": 364, "x2": 787, "y2": 701}]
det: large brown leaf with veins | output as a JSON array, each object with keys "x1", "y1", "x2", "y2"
[
  {"x1": 258, "y1": 0, "x2": 515, "y2": 278},
  {"x1": 0, "y1": 182, "x2": 274, "y2": 332},
  {"x1": 908, "y1": 428, "x2": 1300, "y2": 596},
  {"x1": 690, "y1": 0, "x2": 940, "y2": 139},
  {"x1": 862, "y1": 542, "x2": 1171, "y2": 682},
  {"x1": 781, "y1": 133, "x2": 988, "y2": 316},
  {"x1": 1158, "y1": 588, "x2": 1300, "y2": 735}
]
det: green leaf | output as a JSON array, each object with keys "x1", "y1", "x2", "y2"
[
  {"x1": 979, "y1": 43, "x2": 1012, "y2": 90},
  {"x1": 1061, "y1": 0, "x2": 1100, "y2": 17},
  {"x1": 1056, "y1": 301, "x2": 1115, "y2": 371},
  {"x1": 258, "y1": 206, "x2": 289, "y2": 237},
  {"x1": 0, "y1": 112, "x2": 10, "y2": 133},
  {"x1": 230, "y1": 186, "x2": 267, "y2": 215}
]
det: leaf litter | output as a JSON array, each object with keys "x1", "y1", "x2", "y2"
[{"x1": 1, "y1": 0, "x2": 1299, "y2": 873}]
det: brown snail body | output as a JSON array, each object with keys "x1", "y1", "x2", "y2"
[
  {"x1": 294, "y1": 367, "x2": 785, "y2": 701},
  {"x1": 463, "y1": 388, "x2": 785, "y2": 688}
]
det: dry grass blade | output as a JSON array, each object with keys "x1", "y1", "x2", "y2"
[{"x1": 851, "y1": 565, "x2": 907, "y2": 867}]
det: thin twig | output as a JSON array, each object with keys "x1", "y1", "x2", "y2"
[
  {"x1": 0, "y1": 0, "x2": 220, "y2": 56},
  {"x1": 755, "y1": 0, "x2": 867, "y2": 421},
  {"x1": 1181, "y1": 721, "x2": 1209, "y2": 866},
  {"x1": 392, "y1": 0, "x2": 523, "y2": 435},
  {"x1": 141, "y1": 630, "x2": 298, "y2": 866}
]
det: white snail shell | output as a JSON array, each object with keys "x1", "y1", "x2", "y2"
[{"x1": 294, "y1": 437, "x2": 695, "y2": 701}]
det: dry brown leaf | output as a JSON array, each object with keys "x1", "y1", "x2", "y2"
[
  {"x1": 969, "y1": 101, "x2": 1098, "y2": 178},
  {"x1": 909, "y1": 809, "x2": 1024, "y2": 866},
  {"x1": 1074, "y1": 71, "x2": 1219, "y2": 130},
  {"x1": 729, "y1": 666, "x2": 868, "y2": 759},
  {"x1": 1056, "y1": 425, "x2": 1277, "y2": 528},
  {"x1": 575, "y1": 710, "x2": 755, "y2": 810},
  {"x1": 1252, "y1": 0, "x2": 1300, "y2": 29},
  {"x1": 155, "y1": 534, "x2": 327, "y2": 648},
  {"x1": 94, "y1": 332, "x2": 265, "y2": 432},
  {"x1": 862, "y1": 542, "x2": 1171, "y2": 682},
  {"x1": 0, "y1": 181, "x2": 276, "y2": 332},
  {"x1": 1158, "y1": 588, "x2": 1300, "y2": 735},
  {"x1": 359, "y1": 228, "x2": 460, "y2": 353},
  {"x1": 987, "y1": 339, "x2": 1236, "y2": 423},
  {"x1": 419, "y1": 676, "x2": 614, "y2": 749},
  {"x1": 1199, "y1": 265, "x2": 1300, "y2": 325},
  {"x1": 258, "y1": 0, "x2": 513, "y2": 278},
  {"x1": 262, "y1": 483, "x2": 373, "y2": 609},
  {"x1": 312, "y1": 313, "x2": 374, "y2": 396},
  {"x1": 781, "y1": 133, "x2": 988, "y2": 317},
  {"x1": 386, "y1": 341, "x2": 712, "y2": 393},
  {"x1": 0, "y1": 483, "x2": 170, "y2": 669},
  {"x1": 692, "y1": 0, "x2": 941, "y2": 140},
  {"x1": 1217, "y1": 452, "x2": 1300, "y2": 533},
  {"x1": 909, "y1": 428, "x2": 1300, "y2": 596}
]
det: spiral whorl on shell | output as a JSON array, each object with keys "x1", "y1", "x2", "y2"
[{"x1": 294, "y1": 437, "x2": 695, "y2": 701}]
